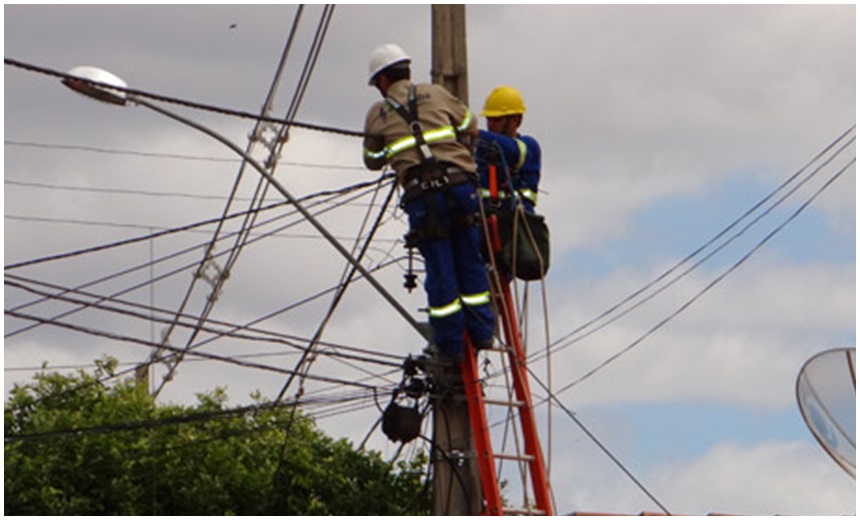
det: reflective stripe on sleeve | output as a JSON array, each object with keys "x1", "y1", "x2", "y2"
[
  {"x1": 457, "y1": 109, "x2": 473, "y2": 133},
  {"x1": 369, "y1": 125, "x2": 458, "y2": 161},
  {"x1": 514, "y1": 138, "x2": 528, "y2": 171},
  {"x1": 364, "y1": 147, "x2": 387, "y2": 160},
  {"x1": 518, "y1": 188, "x2": 538, "y2": 203}
]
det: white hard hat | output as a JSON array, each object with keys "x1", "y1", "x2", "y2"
[{"x1": 368, "y1": 43, "x2": 411, "y2": 85}]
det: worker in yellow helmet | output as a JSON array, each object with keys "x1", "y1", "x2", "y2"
[{"x1": 475, "y1": 86, "x2": 541, "y2": 214}]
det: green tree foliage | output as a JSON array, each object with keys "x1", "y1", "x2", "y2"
[{"x1": 5, "y1": 358, "x2": 429, "y2": 515}]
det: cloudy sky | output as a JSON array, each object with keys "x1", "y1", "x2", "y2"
[{"x1": 4, "y1": 4, "x2": 855, "y2": 515}]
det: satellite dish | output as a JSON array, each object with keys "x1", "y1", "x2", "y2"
[{"x1": 796, "y1": 347, "x2": 856, "y2": 479}]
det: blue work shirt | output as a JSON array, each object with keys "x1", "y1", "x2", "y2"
[{"x1": 475, "y1": 129, "x2": 541, "y2": 213}]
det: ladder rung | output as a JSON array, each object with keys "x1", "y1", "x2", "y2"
[
  {"x1": 494, "y1": 452, "x2": 535, "y2": 462},
  {"x1": 504, "y1": 506, "x2": 546, "y2": 515},
  {"x1": 480, "y1": 346, "x2": 512, "y2": 354},
  {"x1": 483, "y1": 398, "x2": 525, "y2": 408}
]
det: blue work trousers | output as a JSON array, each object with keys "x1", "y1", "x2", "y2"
[{"x1": 405, "y1": 182, "x2": 495, "y2": 358}]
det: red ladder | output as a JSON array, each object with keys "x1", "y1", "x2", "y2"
[{"x1": 460, "y1": 216, "x2": 553, "y2": 514}]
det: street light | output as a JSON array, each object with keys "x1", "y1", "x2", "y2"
[{"x1": 62, "y1": 65, "x2": 428, "y2": 340}]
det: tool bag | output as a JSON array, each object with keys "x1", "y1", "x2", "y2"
[{"x1": 496, "y1": 207, "x2": 550, "y2": 281}]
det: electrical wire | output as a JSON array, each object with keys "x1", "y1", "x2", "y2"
[
  {"x1": 275, "y1": 174, "x2": 397, "y2": 403},
  {"x1": 463, "y1": 128, "x2": 854, "y2": 515},
  {"x1": 153, "y1": 5, "x2": 338, "y2": 398},
  {"x1": 4, "y1": 58, "x2": 365, "y2": 138},
  {"x1": 5, "y1": 199, "x2": 285, "y2": 271},
  {"x1": 5, "y1": 173, "x2": 396, "y2": 272},
  {"x1": 5, "y1": 307, "x2": 385, "y2": 392},
  {"x1": 4, "y1": 38, "x2": 376, "y2": 398},
  {"x1": 5, "y1": 277, "x2": 408, "y2": 424},
  {"x1": 7, "y1": 283, "x2": 400, "y2": 384},
  {"x1": 554, "y1": 156, "x2": 855, "y2": 396},
  {"x1": 6, "y1": 140, "x2": 233, "y2": 164},
  {"x1": 5, "y1": 275, "x2": 405, "y2": 369},
  {"x1": 529, "y1": 126, "x2": 855, "y2": 370},
  {"x1": 5, "y1": 387, "x2": 384, "y2": 443},
  {"x1": 4, "y1": 35, "x2": 414, "y2": 425},
  {"x1": 10, "y1": 19, "x2": 849, "y2": 514},
  {"x1": 1, "y1": 35, "x2": 420, "y2": 460},
  {"x1": 145, "y1": 177, "x2": 399, "y2": 395},
  {"x1": 492, "y1": 143, "x2": 855, "y2": 514},
  {"x1": 6, "y1": 252, "x2": 414, "y2": 414},
  {"x1": 535, "y1": 126, "x2": 856, "y2": 365},
  {"x1": 4, "y1": 175, "x2": 396, "y2": 308},
  {"x1": 6, "y1": 176, "x2": 397, "y2": 339},
  {"x1": 5, "y1": 213, "x2": 399, "y2": 247}
]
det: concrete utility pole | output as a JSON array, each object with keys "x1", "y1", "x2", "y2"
[
  {"x1": 429, "y1": 5, "x2": 484, "y2": 516},
  {"x1": 431, "y1": 5, "x2": 470, "y2": 105}
]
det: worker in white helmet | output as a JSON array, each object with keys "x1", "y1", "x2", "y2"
[{"x1": 363, "y1": 43, "x2": 495, "y2": 360}]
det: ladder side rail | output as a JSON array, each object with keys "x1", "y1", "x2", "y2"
[
  {"x1": 495, "y1": 351, "x2": 532, "y2": 511},
  {"x1": 495, "y1": 276, "x2": 554, "y2": 515},
  {"x1": 462, "y1": 339, "x2": 505, "y2": 515},
  {"x1": 491, "y1": 280, "x2": 534, "y2": 512}
]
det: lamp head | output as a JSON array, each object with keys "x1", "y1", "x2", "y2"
[{"x1": 62, "y1": 66, "x2": 128, "y2": 106}]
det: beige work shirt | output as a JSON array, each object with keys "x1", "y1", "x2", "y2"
[{"x1": 363, "y1": 80, "x2": 478, "y2": 185}]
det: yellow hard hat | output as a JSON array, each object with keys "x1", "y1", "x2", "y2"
[{"x1": 480, "y1": 86, "x2": 526, "y2": 117}]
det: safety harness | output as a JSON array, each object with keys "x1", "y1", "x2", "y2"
[
  {"x1": 386, "y1": 86, "x2": 479, "y2": 240},
  {"x1": 384, "y1": 85, "x2": 480, "y2": 293}
]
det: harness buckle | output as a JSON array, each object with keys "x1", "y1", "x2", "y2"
[{"x1": 420, "y1": 175, "x2": 449, "y2": 192}]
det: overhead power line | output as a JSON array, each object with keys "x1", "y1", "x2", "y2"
[
  {"x1": 5, "y1": 306, "x2": 389, "y2": 392},
  {"x1": 557, "y1": 157, "x2": 855, "y2": 395},
  {"x1": 275, "y1": 168, "x2": 398, "y2": 404},
  {"x1": 5, "y1": 195, "x2": 402, "y2": 359},
  {"x1": 4, "y1": 139, "x2": 365, "y2": 170},
  {"x1": 5, "y1": 179, "x2": 398, "y2": 337},
  {"x1": 6, "y1": 274, "x2": 405, "y2": 369},
  {"x1": 4, "y1": 57, "x2": 365, "y2": 138},
  {"x1": 4, "y1": 347, "x2": 306, "y2": 373},
  {"x1": 544, "y1": 127, "x2": 855, "y2": 393},
  {"x1": 537, "y1": 127, "x2": 855, "y2": 364},
  {"x1": 146, "y1": 6, "x2": 341, "y2": 398},
  {"x1": 5, "y1": 173, "x2": 394, "y2": 272},
  {"x1": 4, "y1": 387, "x2": 383, "y2": 443},
  {"x1": 5, "y1": 214, "x2": 399, "y2": 245},
  {"x1": 5, "y1": 253, "x2": 409, "y2": 421}
]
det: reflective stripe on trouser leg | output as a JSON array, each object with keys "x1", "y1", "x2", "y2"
[
  {"x1": 406, "y1": 192, "x2": 466, "y2": 358},
  {"x1": 448, "y1": 183, "x2": 496, "y2": 345},
  {"x1": 461, "y1": 291, "x2": 491, "y2": 307},
  {"x1": 428, "y1": 298, "x2": 462, "y2": 319}
]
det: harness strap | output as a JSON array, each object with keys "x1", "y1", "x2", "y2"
[
  {"x1": 386, "y1": 86, "x2": 435, "y2": 162},
  {"x1": 402, "y1": 168, "x2": 476, "y2": 203},
  {"x1": 387, "y1": 85, "x2": 480, "y2": 248}
]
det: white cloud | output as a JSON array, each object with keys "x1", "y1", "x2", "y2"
[
  {"x1": 651, "y1": 440, "x2": 855, "y2": 515},
  {"x1": 548, "y1": 435, "x2": 854, "y2": 515},
  {"x1": 544, "y1": 256, "x2": 854, "y2": 408}
]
